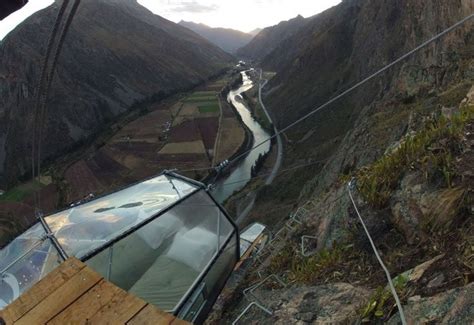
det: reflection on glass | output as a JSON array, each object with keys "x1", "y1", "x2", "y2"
[
  {"x1": 86, "y1": 191, "x2": 235, "y2": 312},
  {"x1": 0, "y1": 174, "x2": 238, "y2": 320},
  {"x1": 0, "y1": 224, "x2": 46, "y2": 273},
  {"x1": 44, "y1": 175, "x2": 196, "y2": 258},
  {"x1": 0, "y1": 239, "x2": 61, "y2": 309}
]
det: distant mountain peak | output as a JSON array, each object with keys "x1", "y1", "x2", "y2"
[
  {"x1": 236, "y1": 15, "x2": 309, "y2": 60},
  {"x1": 249, "y1": 28, "x2": 262, "y2": 37},
  {"x1": 178, "y1": 20, "x2": 253, "y2": 54}
]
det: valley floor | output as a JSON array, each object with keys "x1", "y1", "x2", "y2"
[{"x1": 0, "y1": 72, "x2": 247, "y2": 246}]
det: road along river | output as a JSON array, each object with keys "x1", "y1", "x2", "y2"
[{"x1": 212, "y1": 71, "x2": 271, "y2": 203}]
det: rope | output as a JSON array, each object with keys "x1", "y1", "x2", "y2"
[
  {"x1": 36, "y1": 0, "x2": 82, "y2": 186},
  {"x1": 31, "y1": 0, "x2": 70, "y2": 209},
  {"x1": 213, "y1": 139, "x2": 400, "y2": 189},
  {"x1": 347, "y1": 179, "x2": 407, "y2": 325},
  {"x1": 32, "y1": 0, "x2": 81, "y2": 209},
  {"x1": 225, "y1": 14, "x2": 474, "y2": 169},
  {"x1": 176, "y1": 104, "x2": 371, "y2": 176}
]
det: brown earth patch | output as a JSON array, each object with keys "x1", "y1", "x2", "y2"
[
  {"x1": 110, "y1": 109, "x2": 170, "y2": 142},
  {"x1": 159, "y1": 140, "x2": 207, "y2": 155},
  {"x1": 24, "y1": 184, "x2": 59, "y2": 214},
  {"x1": 108, "y1": 141, "x2": 159, "y2": 161},
  {"x1": 214, "y1": 118, "x2": 245, "y2": 163},
  {"x1": 169, "y1": 120, "x2": 202, "y2": 142},
  {"x1": 86, "y1": 148, "x2": 131, "y2": 188},
  {"x1": 196, "y1": 117, "x2": 219, "y2": 151},
  {"x1": 65, "y1": 159, "x2": 104, "y2": 202}
]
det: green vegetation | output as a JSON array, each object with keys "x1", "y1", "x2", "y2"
[
  {"x1": 182, "y1": 90, "x2": 218, "y2": 103},
  {"x1": 198, "y1": 102, "x2": 220, "y2": 113},
  {"x1": 0, "y1": 181, "x2": 43, "y2": 202},
  {"x1": 289, "y1": 245, "x2": 345, "y2": 283},
  {"x1": 183, "y1": 95, "x2": 217, "y2": 103},
  {"x1": 356, "y1": 104, "x2": 474, "y2": 208},
  {"x1": 359, "y1": 274, "x2": 408, "y2": 322},
  {"x1": 269, "y1": 242, "x2": 358, "y2": 284},
  {"x1": 193, "y1": 91, "x2": 216, "y2": 96},
  {"x1": 439, "y1": 82, "x2": 472, "y2": 107},
  {"x1": 254, "y1": 102, "x2": 273, "y2": 132}
]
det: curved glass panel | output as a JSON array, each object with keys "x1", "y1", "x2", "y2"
[
  {"x1": 85, "y1": 190, "x2": 236, "y2": 312},
  {"x1": 0, "y1": 223, "x2": 46, "y2": 273},
  {"x1": 44, "y1": 175, "x2": 196, "y2": 258},
  {"x1": 0, "y1": 238, "x2": 62, "y2": 309},
  {"x1": 0, "y1": 173, "x2": 236, "y2": 316}
]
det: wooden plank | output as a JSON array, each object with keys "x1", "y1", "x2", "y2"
[
  {"x1": 87, "y1": 287, "x2": 147, "y2": 324},
  {"x1": 127, "y1": 304, "x2": 177, "y2": 325},
  {"x1": 15, "y1": 266, "x2": 102, "y2": 325},
  {"x1": 47, "y1": 279, "x2": 123, "y2": 325},
  {"x1": 0, "y1": 257, "x2": 85, "y2": 324}
]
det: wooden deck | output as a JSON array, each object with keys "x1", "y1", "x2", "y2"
[{"x1": 0, "y1": 258, "x2": 189, "y2": 325}]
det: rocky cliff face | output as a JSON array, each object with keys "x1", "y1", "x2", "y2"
[
  {"x1": 179, "y1": 21, "x2": 253, "y2": 54},
  {"x1": 235, "y1": 15, "x2": 308, "y2": 61},
  {"x1": 0, "y1": 0, "x2": 233, "y2": 188},
  {"x1": 263, "y1": 0, "x2": 472, "y2": 125},
  {"x1": 212, "y1": 0, "x2": 473, "y2": 322}
]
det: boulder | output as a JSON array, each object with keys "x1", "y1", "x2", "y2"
[
  {"x1": 391, "y1": 172, "x2": 465, "y2": 243},
  {"x1": 257, "y1": 283, "x2": 370, "y2": 324},
  {"x1": 388, "y1": 283, "x2": 474, "y2": 324}
]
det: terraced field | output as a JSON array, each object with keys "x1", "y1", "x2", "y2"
[
  {"x1": 0, "y1": 73, "x2": 246, "y2": 245},
  {"x1": 62, "y1": 73, "x2": 244, "y2": 202}
]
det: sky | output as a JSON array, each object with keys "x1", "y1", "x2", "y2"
[{"x1": 0, "y1": 0, "x2": 341, "y2": 39}]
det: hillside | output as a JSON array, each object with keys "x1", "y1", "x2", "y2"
[
  {"x1": 0, "y1": 0, "x2": 233, "y2": 188},
  {"x1": 211, "y1": 0, "x2": 474, "y2": 322},
  {"x1": 235, "y1": 14, "x2": 308, "y2": 61},
  {"x1": 179, "y1": 20, "x2": 253, "y2": 54},
  {"x1": 248, "y1": 28, "x2": 262, "y2": 37}
]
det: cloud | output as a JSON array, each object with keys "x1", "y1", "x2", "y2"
[{"x1": 168, "y1": 1, "x2": 219, "y2": 13}]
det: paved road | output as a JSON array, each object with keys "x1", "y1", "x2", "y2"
[{"x1": 258, "y1": 69, "x2": 283, "y2": 185}]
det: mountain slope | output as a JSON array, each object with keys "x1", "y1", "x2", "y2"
[
  {"x1": 215, "y1": 0, "x2": 473, "y2": 322},
  {"x1": 179, "y1": 20, "x2": 252, "y2": 54},
  {"x1": 248, "y1": 28, "x2": 262, "y2": 37},
  {"x1": 0, "y1": 0, "x2": 233, "y2": 187},
  {"x1": 263, "y1": 0, "x2": 473, "y2": 128},
  {"x1": 235, "y1": 14, "x2": 308, "y2": 61}
]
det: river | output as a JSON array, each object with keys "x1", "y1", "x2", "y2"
[{"x1": 212, "y1": 71, "x2": 272, "y2": 203}]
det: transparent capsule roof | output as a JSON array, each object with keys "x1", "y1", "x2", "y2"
[
  {"x1": 44, "y1": 174, "x2": 197, "y2": 258},
  {"x1": 0, "y1": 174, "x2": 199, "y2": 308}
]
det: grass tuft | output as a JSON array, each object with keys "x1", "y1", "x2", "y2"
[
  {"x1": 359, "y1": 274, "x2": 408, "y2": 322},
  {"x1": 355, "y1": 104, "x2": 473, "y2": 208}
]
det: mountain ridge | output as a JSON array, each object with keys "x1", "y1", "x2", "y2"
[
  {"x1": 179, "y1": 20, "x2": 253, "y2": 54},
  {"x1": 235, "y1": 14, "x2": 308, "y2": 61}
]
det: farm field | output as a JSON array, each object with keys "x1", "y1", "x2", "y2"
[
  {"x1": 62, "y1": 72, "x2": 244, "y2": 201},
  {"x1": 214, "y1": 117, "x2": 246, "y2": 164},
  {"x1": 64, "y1": 159, "x2": 104, "y2": 202},
  {"x1": 0, "y1": 181, "x2": 43, "y2": 202},
  {"x1": 0, "y1": 72, "x2": 246, "y2": 244}
]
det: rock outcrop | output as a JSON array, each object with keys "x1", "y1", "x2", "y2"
[{"x1": 388, "y1": 283, "x2": 474, "y2": 324}]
